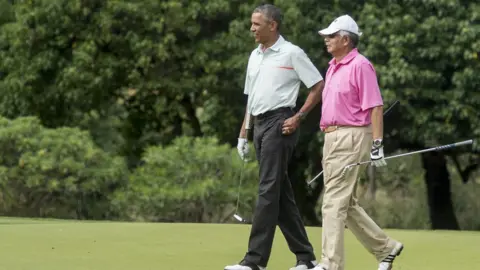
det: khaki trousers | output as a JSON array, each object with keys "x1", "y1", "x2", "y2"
[{"x1": 321, "y1": 126, "x2": 397, "y2": 270}]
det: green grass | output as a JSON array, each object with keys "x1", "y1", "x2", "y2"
[{"x1": 0, "y1": 217, "x2": 479, "y2": 270}]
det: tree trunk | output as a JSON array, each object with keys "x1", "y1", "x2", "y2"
[{"x1": 421, "y1": 152, "x2": 460, "y2": 230}]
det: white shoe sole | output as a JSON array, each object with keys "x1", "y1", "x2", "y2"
[
  {"x1": 379, "y1": 242, "x2": 404, "y2": 270},
  {"x1": 393, "y1": 242, "x2": 404, "y2": 256}
]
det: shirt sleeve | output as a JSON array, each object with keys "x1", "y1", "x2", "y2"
[
  {"x1": 243, "y1": 51, "x2": 255, "y2": 95},
  {"x1": 291, "y1": 48, "x2": 323, "y2": 88},
  {"x1": 243, "y1": 71, "x2": 250, "y2": 95},
  {"x1": 356, "y1": 62, "x2": 384, "y2": 111}
]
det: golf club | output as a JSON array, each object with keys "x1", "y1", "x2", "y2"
[
  {"x1": 307, "y1": 100, "x2": 400, "y2": 186},
  {"x1": 233, "y1": 158, "x2": 249, "y2": 223},
  {"x1": 233, "y1": 113, "x2": 252, "y2": 223},
  {"x1": 339, "y1": 139, "x2": 475, "y2": 177}
]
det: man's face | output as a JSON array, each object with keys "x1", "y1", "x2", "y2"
[
  {"x1": 250, "y1": 12, "x2": 274, "y2": 44},
  {"x1": 324, "y1": 32, "x2": 349, "y2": 54}
]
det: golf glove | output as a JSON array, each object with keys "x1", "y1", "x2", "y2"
[
  {"x1": 237, "y1": 138, "x2": 249, "y2": 161},
  {"x1": 370, "y1": 139, "x2": 387, "y2": 167}
]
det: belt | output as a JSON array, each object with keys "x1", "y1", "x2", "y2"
[
  {"x1": 323, "y1": 125, "x2": 369, "y2": 133},
  {"x1": 323, "y1": 125, "x2": 341, "y2": 133},
  {"x1": 255, "y1": 107, "x2": 294, "y2": 120}
]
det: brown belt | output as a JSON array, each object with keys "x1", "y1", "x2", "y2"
[
  {"x1": 323, "y1": 125, "x2": 370, "y2": 133},
  {"x1": 323, "y1": 126, "x2": 341, "y2": 133}
]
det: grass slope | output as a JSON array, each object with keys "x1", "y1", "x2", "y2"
[{"x1": 0, "y1": 217, "x2": 478, "y2": 270}]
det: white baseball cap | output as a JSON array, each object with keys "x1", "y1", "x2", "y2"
[{"x1": 318, "y1": 15, "x2": 362, "y2": 36}]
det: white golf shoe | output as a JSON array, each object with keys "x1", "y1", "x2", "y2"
[
  {"x1": 289, "y1": 260, "x2": 318, "y2": 270},
  {"x1": 378, "y1": 242, "x2": 404, "y2": 270},
  {"x1": 312, "y1": 263, "x2": 328, "y2": 270},
  {"x1": 224, "y1": 260, "x2": 266, "y2": 270}
]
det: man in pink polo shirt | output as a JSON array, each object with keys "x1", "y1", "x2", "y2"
[{"x1": 312, "y1": 15, "x2": 404, "y2": 270}]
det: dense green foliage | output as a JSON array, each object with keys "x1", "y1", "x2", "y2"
[
  {"x1": 0, "y1": 116, "x2": 128, "y2": 219},
  {"x1": 359, "y1": 0, "x2": 480, "y2": 146},
  {"x1": 0, "y1": 0, "x2": 478, "y2": 230},
  {"x1": 112, "y1": 136, "x2": 259, "y2": 223}
]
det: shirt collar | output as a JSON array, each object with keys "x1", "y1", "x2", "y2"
[
  {"x1": 257, "y1": 35, "x2": 285, "y2": 54},
  {"x1": 328, "y1": 48, "x2": 359, "y2": 65}
]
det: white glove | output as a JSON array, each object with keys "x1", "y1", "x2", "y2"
[
  {"x1": 370, "y1": 139, "x2": 387, "y2": 167},
  {"x1": 237, "y1": 138, "x2": 249, "y2": 161}
]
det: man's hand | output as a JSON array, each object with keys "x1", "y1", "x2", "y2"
[
  {"x1": 237, "y1": 138, "x2": 249, "y2": 161},
  {"x1": 282, "y1": 114, "x2": 301, "y2": 135},
  {"x1": 370, "y1": 139, "x2": 387, "y2": 167}
]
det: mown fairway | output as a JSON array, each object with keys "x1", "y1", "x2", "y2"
[{"x1": 0, "y1": 217, "x2": 478, "y2": 270}]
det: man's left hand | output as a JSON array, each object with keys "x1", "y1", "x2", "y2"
[
  {"x1": 370, "y1": 140, "x2": 387, "y2": 167},
  {"x1": 282, "y1": 115, "x2": 300, "y2": 135}
]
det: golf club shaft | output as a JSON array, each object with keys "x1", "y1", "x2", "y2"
[
  {"x1": 307, "y1": 100, "x2": 399, "y2": 186},
  {"x1": 383, "y1": 100, "x2": 399, "y2": 117},
  {"x1": 234, "y1": 154, "x2": 247, "y2": 212},
  {"x1": 345, "y1": 139, "x2": 474, "y2": 169},
  {"x1": 233, "y1": 113, "x2": 252, "y2": 222}
]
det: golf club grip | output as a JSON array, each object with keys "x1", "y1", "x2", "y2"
[
  {"x1": 434, "y1": 140, "x2": 473, "y2": 151},
  {"x1": 435, "y1": 143, "x2": 457, "y2": 151}
]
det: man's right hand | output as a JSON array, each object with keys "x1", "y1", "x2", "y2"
[{"x1": 237, "y1": 138, "x2": 249, "y2": 161}]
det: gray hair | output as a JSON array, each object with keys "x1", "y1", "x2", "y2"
[
  {"x1": 339, "y1": 30, "x2": 359, "y2": 48},
  {"x1": 253, "y1": 4, "x2": 283, "y2": 31}
]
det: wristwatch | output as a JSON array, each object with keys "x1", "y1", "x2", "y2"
[{"x1": 373, "y1": 139, "x2": 383, "y2": 148}]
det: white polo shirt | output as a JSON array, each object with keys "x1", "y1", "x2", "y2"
[{"x1": 244, "y1": 35, "x2": 323, "y2": 116}]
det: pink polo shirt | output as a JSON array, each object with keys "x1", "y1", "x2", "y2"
[{"x1": 320, "y1": 48, "x2": 383, "y2": 130}]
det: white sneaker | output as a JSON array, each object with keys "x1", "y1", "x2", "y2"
[
  {"x1": 378, "y1": 242, "x2": 404, "y2": 270},
  {"x1": 224, "y1": 260, "x2": 266, "y2": 270},
  {"x1": 289, "y1": 260, "x2": 318, "y2": 270},
  {"x1": 312, "y1": 263, "x2": 328, "y2": 270}
]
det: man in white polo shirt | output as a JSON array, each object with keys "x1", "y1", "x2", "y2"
[{"x1": 225, "y1": 4, "x2": 325, "y2": 270}]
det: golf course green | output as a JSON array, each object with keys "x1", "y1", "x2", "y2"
[{"x1": 0, "y1": 217, "x2": 478, "y2": 270}]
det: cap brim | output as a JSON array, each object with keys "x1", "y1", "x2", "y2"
[{"x1": 318, "y1": 27, "x2": 339, "y2": 36}]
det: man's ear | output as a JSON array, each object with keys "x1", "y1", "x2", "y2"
[
  {"x1": 342, "y1": 35, "x2": 350, "y2": 47},
  {"x1": 269, "y1": 21, "x2": 278, "y2": 32}
]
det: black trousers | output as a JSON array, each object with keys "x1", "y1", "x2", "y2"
[{"x1": 243, "y1": 107, "x2": 316, "y2": 267}]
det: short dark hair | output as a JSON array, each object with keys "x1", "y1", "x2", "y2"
[{"x1": 253, "y1": 4, "x2": 283, "y2": 31}]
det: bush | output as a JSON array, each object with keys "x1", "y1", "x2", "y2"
[
  {"x1": 111, "y1": 136, "x2": 259, "y2": 223},
  {"x1": 349, "y1": 155, "x2": 480, "y2": 230},
  {"x1": 356, "y1": 154, "x2": 431, "y2": 229},
  {"x1": 358, "y1": 174, "x2": 480, "y2": 231},
  {"x1": 0, "y1": 116, "x2": 128, "y2": 219},
  {"x1": 359, "y1": 188, "x2": 431, "y2": 230},
  {"x1": 450, "y1": 170, "x2": 480, "y2": 231}
]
